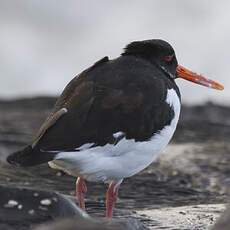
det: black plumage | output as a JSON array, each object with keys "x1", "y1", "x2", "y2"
[
  {"x1": 7, "y1": 39, "x2": 224, "y2": 218},
  {"x1": 7, "y1": 39, "x2": 180, "y2": 167}
]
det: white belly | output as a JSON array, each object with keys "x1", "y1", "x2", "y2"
[{"x1": 49, "y1": 89, "x2": 181, "y2": 183}]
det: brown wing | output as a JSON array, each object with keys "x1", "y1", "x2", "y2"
[
  {"x1": 31, "y1": 57, "x2": 108, "y2": 150},
  {"x1": 32, "y1": 55, "x2": 173, "y2": 152},
  {"x1": 32, "y1": 108, "x2": 68, "y2": 148}
]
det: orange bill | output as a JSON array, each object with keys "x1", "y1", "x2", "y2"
[{"x1": 176, "y1": 65, "x2": 224, "y2": 90}]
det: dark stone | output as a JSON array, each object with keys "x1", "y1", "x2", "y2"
[
  {"x1": 33, "y1": 217, "x2": 148, "y2": 230},
  {"x1": 0, "y1": 185, "x2": 85, "y2": 230}
]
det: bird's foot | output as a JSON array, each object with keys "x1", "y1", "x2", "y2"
[
  {"x1": 106, "y1": 180, "x2": 122, "y2": 218},
  {"x1": 76, "y1": 177, "x2": 87, "y2": 210}
]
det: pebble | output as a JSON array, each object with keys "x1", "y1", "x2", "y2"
[
  {"x1": 28, "y1": 209, "x2": 35, "y2": 215},
  {"x1": 56, "y1": 172, "x2": 62, "y2": 176},
  {"x1": 179, "y1": 211, "x2": 186, "y2": 215},
  {"x1": 38, "y1": 205, "x2": 48, "y2": 211},
  {"x1": 52, "y1": 197, "x2": 58, "y2": 202},
  {"x1": 40, "y1": 199, "x2": 52, "y2": 206},
  {"x1": 4, "y1": 200, "x2": 19, "y2": 208}
]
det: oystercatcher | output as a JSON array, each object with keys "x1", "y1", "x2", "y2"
[{"x1": 7, "y1": 39, "x2": 224, "y2": 218}]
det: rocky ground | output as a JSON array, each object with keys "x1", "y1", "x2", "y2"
[{"x1": 0, "y1": 97, "x2": 230, "y2": 229}]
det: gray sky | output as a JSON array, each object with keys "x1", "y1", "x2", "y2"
[{"x1": 0, "y1": 0, "x2": 229, "y2": 104}]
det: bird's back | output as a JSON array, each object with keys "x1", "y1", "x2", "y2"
[{"x1": 7, "y1": 55, "x2": 180, "y2": 167}]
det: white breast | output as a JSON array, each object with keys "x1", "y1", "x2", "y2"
[{"x1": 49, "y1": 89, "x2": 181, "y2": 183}]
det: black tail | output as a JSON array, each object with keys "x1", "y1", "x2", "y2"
[{"x1": 7, "y1": 146, "x2": 57, "y2": 167}]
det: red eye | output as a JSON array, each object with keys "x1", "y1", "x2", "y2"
[{"x1": 163, "y1": 54, "x2": 174, "y2": 62}]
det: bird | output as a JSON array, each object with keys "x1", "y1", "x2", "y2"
[{"x1": 7, "y1": 39, "x2": 224, "y2": 218}]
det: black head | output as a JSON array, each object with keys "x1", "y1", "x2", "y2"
[
  {"x1": 122, "y1": 39, "x2": 178, "y2": 79},
  {"x1": 122, "y1": 39, "x2": 224, "y2": 91}
]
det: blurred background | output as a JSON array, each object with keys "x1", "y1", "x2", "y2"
[
  {"x1": 0, "y1": 0, "x2": 229, "y2": 104},
  {"x1": 1, "y1": 2, "x2": 230, "y2": 229}
]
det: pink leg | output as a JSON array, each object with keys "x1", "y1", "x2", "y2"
[
  {"x1": 76, "y1": 177, "x2": 87, "y2": 210},
  {"x1": 106, "y1": 180, "x2": 122, "y2": 218}
]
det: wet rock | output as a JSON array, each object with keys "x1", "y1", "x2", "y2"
[
  {"x1": 212, "y1": 204, "x2": 230, "y2": 230},
  {"x1": 33, "y1": 217, "x2": 148, "y2": 230},
  {"x1": 0, "y1": 185, "x2": 86, "y2": 230},
  {"x1": 1, "y1": 97, "x2": 230, "y2": 229},
  {"x1": 136, "y1": 204, "x2": 225, "y2": 230}
]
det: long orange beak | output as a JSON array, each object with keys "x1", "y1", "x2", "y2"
[{"x1": 176, "y1": 65, "x2": 224, "y2": 90}]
